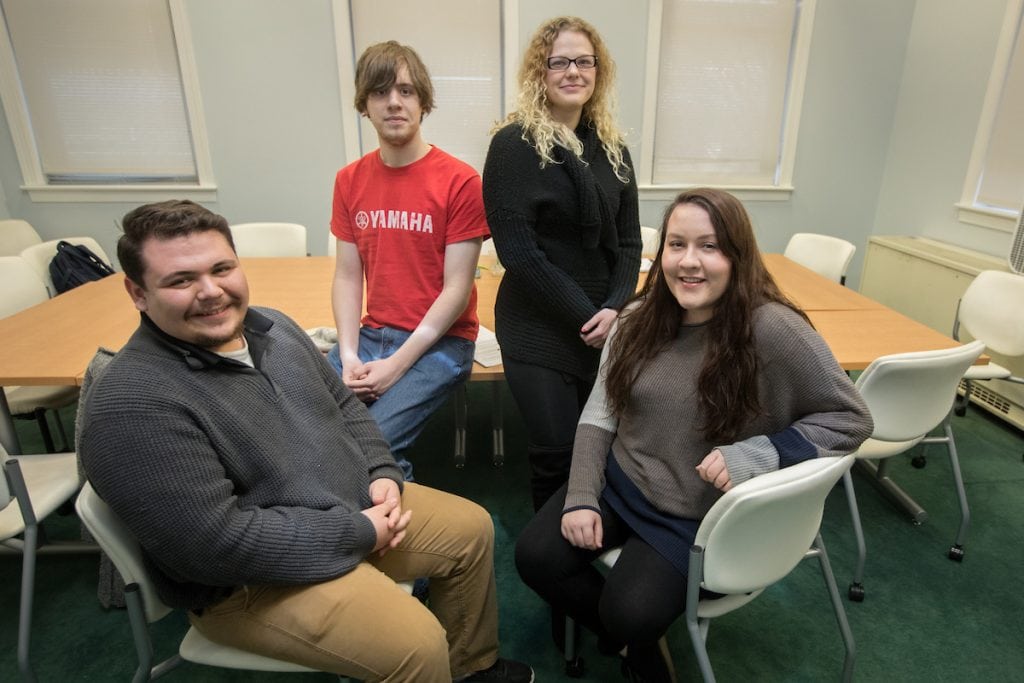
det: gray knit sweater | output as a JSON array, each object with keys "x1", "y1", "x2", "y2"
[
  {"x1": 78, "y1": 308, "x2": 403, "y2": 610},
  {"x1": 564, "y1": 303, "x2": 873, "y2": 520}
]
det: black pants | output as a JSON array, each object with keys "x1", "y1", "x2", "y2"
[
  {"x1": 503, "y1": 357, "x2": 594, "y2": 511},
  {"x1": 514, "y1": 484, "x2": 688, "y2": 650}
]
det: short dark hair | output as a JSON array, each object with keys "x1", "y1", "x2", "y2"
[
  {"x1": 118, "y1": 200, "x2": 234, "y2": 285},
  {"x1": 353, "y1": 41, "x2": 434, "y2": 116}
]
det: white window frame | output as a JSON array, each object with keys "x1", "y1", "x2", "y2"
[
  {"x1": 331, "y1": 0, "x2": 516, "y2": 167},
  {"x1": 957, "y1": 0, "x2": 1023, "y2": 233},
  {"x1": 0, "y1": 0, "x2": 216, "y2": 203},
  {"x1": 637, "y1": 0, "x2": 816, "y2": 202}
]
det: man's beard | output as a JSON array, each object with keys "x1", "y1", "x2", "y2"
[{"x1": 191, "y1": 318, "x2": 245, "y2": 350}]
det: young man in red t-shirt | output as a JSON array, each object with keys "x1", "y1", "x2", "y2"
[{"x1": 328, "y1": 41, "x2": 489, "y2": 482}]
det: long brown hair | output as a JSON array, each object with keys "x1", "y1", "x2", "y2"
[{"x1": 604, "y1": 188, "x2": 808, "y2": 442}]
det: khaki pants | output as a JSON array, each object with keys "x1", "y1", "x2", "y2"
[{"x1": 189, "y1": 483, "x2": 499, "y2": 682}]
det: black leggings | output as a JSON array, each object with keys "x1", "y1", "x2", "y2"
[
  {"x1": 514, "y1": 484, "x2": 688, "y2": 649},
  {"x1": 502, "y1": 357, "x2": 595, "y2": 511}
]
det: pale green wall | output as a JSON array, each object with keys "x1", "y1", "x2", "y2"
[{"x1": 873, "y1": 0, "x2": 1014, "y2": 259}]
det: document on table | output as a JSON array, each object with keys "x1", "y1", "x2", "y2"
[{"x1": 474, "y1": 326, "x2": 502, "y2": 367}]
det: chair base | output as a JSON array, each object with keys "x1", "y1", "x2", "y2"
[{"x1": 854, "y1": 459, "x2": 928, "y2": 524}]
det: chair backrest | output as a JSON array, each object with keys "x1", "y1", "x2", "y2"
[
  {"x1": 783, "y1": 233, "x2": 857, "y2": 283},
  {"x1": 230, "y1": 223, "x2": 307, "y2": 258},
  {"x1": 640, "y1": 226, "x2": 660, "y2": 256},
  {"x1": 696, "y1": 454, "x2": 855, "y2": 594},
  {"x1": 0, "y1": 256, "x2": 50, "y2": 317},
  {"x1": 956, "y1": 270, "x2": 1024, "y2": 358},
  {"x1": 0, "y1": 219, "x2": 43, "y2": 256},
  {"x1": 75, "y1": 482, "x2": 173, "y2": 623},
  {"x1": 855, "y1": 340, "x2": 985, "y2": 443},
  {"x1": 19, "y1": 237, "x2": 112, "y2": 297}
]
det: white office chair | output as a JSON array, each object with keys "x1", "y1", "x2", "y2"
[
  {"x1": 2, "y1": 444, "x2": 91, "y2": 681},
  {"x1": 230, "y1": 222, "x2": 308, "y2": 257},
  {"x1": 327, "y1": 231, "x2": 338, "y2": 257},
  {"x1": 640, "y1": 226, "x2": 660, "y2": 257},
  {"x1": 76, "y1": 481, "x2": 415, "y2": 680},
  {"x1": 0, "y1": 219, "x2": 43, "y2": 256},
  {"x1": 19, "y1": 237, "x2": 113, "y2": 298},
  {"x1": 784, "y1": 233, "x2": 857, "y2": 285},
  {"x1": 843, "y1": 340, "x2": 985, "y2": 602},
  {"x1": 76, "y1": 482, "x2": 318, "y2": 680},
  {"x1": 949, "y1": 270, "x2": 1024, "y2": 417},
  {"x1": 566, "y1": 455, "x2": 857, "y2": 683},
  {"x1": 0, "y1": 256, "x2": 79, "y2": 452}
]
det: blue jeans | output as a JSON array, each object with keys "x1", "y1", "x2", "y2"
[{"x1": 327, "y1": 326, "x2": 475, "y2": 480}]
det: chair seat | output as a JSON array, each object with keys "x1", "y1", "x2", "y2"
[
  {"x1": 854, "y1": 435, "x2": 925, "y2": 460},
  {"x1": 180, "y1": 628, "x2": 317, "y2": 672},
  {"x1": 4, "y1": 385, "x2": 79, "y2": 413},
  {"x1": 0, "y1": 452, "x2": 80, "y2": 537},
  {"x1": 963, "y1": 362, "x2": 1012, "y2": 382},
  {"x1": 697, "y1": 588, "x2": 765, "y2": 618}
]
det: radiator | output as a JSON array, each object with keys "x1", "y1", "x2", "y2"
[{"x1": 860, "y1": 236, "x2": 1024, "y2": 432}]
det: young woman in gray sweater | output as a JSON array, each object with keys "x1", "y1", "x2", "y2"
[{"x1": 515, "y1": 188, "x2": 873, "y2": 682}]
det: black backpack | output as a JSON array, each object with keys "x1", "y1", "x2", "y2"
[{"x1": 48, "y1": 240, "x2": 116, "y2": 294}]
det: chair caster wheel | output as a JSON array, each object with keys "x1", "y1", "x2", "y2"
[
  {"x1": 565, "y1": 657, "x2": 585, "y2": 678},
  {"x1": 910, "y1": 454, "x2": 927, "y2": 469},
  {"x1": 848, "y1": 582, "x2": 865, "y2": 602},
  {"x1": 954, "y1": 405, "x2": 967, "y2": 417},
  {"x1": 948, "y1": 545, "x2": 965, "y2": 562}
]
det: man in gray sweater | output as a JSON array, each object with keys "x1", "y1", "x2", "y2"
[{"x1": 78, "y1": 200, "x2": 532, "y2": 683}]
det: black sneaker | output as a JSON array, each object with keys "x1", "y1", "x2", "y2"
[{"x1": 460, "y1": 657, "x2": 534, "y2": 683}]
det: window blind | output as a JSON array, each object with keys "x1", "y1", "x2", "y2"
[
  {"x1": 2, "y1": 0, "x2": 196, "y2": 183},
  {"x1": 975, "y1": 12, "x2": 1024, "y2": 212},
  {"x1": 349, "y1": 0, "x2": 501, "y2": 172},
  {"x1": 652, "y1": 0, "x2": 799, "y2": 186}
]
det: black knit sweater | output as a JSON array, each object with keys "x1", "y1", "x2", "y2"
[{"x1": 482, "y1": 121, "x2": 641, "y2": 378}]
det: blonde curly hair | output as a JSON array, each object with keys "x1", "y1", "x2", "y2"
[{"x1": 495, "y1": 16, "x2": 630, "y2": 182}]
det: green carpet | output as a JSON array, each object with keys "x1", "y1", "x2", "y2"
[{"x1": 3, "y1": 384, "x2": 1023, "y2": 681}]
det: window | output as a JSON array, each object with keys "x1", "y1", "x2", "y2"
[
  {"x1": 638, "y1": 0, "x2": 815, "y2": 199},
  {"x1": 0, "y1": 0, "x2": 215, "y2": 201},
  {"x1": 333, "y1": 0, "x2": 505, "y2": 172},
  {"x1": 959, "y1": 0, "x2": 1024, "y2": 232}
]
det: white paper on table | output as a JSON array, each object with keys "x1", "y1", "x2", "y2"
[{"x1": 474, "y1": 326, "x2": 503, "y2": 367}]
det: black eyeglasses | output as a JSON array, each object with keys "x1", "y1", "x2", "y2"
[{"x1": 546, "y1": 55, "x2": 598, "y2": 71}]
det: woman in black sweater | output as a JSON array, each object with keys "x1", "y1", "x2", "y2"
[{"x1": 483, "y1": 16, "x2": 641, "y2": 512}]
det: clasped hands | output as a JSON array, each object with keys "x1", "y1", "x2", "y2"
[
  {"x1": 561, "y1": 449, "x2": 732, "y2": 551},
  {"x1": 342, "y1": 355, "x2": 408, "y2": 403},
  {"x1": 361, "y1": 478, "x2": 412, "y2": 556}
]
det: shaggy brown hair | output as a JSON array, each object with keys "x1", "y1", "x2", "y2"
[{"x1": 354, "y1": 41, "x2": 434, "y2": 118}]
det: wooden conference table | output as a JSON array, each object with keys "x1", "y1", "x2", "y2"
[{"x1": 0, "y1": 254, "x2": 971, "y2": 461}]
